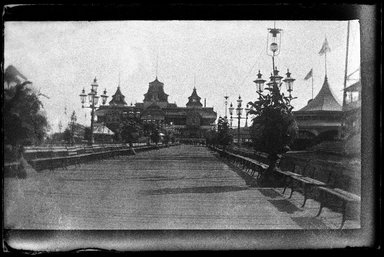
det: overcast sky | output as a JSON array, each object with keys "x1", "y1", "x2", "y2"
[{"x1": 4, "y1": 20, "x2": 360, "y2": 133}]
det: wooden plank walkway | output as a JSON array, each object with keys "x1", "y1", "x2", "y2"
[{"x1": 4, "y1": 145, "x2": 359, "y2": 230}]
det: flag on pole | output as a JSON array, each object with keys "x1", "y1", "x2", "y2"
[
  {"x1": 319, "y1": 38, "x2": 331, "y2": 55},
  {"x1": 304, "y1": 68, "x2": 313, "y2": 80}
]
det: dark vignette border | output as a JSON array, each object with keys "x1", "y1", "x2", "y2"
[{"x1": 2, "y1": 1, "x2": 381, "y2": 253}]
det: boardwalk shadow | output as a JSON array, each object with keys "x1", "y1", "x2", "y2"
[
  {"x1": 143, "y1": 186, "x2": 248, "y2": 195},
  {"x1": 267, "y1": 199, "x2": 301, "y2": 214},
  {"x1": 138, "y1": 175, "x2": 179, "y2": 181},
  {"x1": 258, "y1": 188, "x2": 281, "y2": 199}
]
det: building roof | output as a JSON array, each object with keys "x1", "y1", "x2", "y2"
[
  {"x1": 186, "y1": 87, "x2": 203, "y2": 107},
  {"x1": 143, "y1": 77, "x2": 169, "y2": 102},
  {"x1": 109, "y1": 86, "x2": 127, "y2": 106},
  {"x1": 93, "y1": 123, "x2": 114, "y2": 135},
  {"x1": 298, "y1": 76, "x2": 342, "y2": 112}
]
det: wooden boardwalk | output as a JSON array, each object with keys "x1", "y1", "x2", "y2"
[{"x1": 4, "y1": 145, "x2": 359, "y2": 230}]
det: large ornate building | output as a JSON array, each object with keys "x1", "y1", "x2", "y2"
[{"x1": 95, "y1": 77, "x2": 217, "y2": 141}]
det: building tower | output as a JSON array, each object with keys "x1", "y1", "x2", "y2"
[{"x1": 186, "y1": 87, "x2": 203, "y2": 108}]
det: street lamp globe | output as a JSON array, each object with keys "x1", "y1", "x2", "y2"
[
  {"x1": 88, "y1": 91, "x2": 95, "y2": 103},
  {"x1": 80, "y1": 88, "x2": 87, "y2": 105},
  {"x1": 228, "y1": 103, "x2": 234, "y2": 116},
  {"x1": 283, "y1": 69, "x2": 295, "y2": 93},
  {"x1": 267, "y1": 27, "x2": 282, "y2": 57},
  {"x1": 236, "y1": 106, "x2": 243, "y2": 116},
  {"x1": 272, "y1": 68, "x2": 283, "y2": 84},
  {"x1": 91, "y1": 77, "x2": 99, "y2": 92},
  {"x1": 270, "y1": 42, "x2": 278, "y2": 53},
  {"x1": 92, "y1": 94, "x2": 100, "y2": 106},
  {"x1": 237, "y1": 95, "x2": 242, "y2": 107},
  {"x1": 101, "y1": 89, "x2": 108, "y2": 105},
  {"x1": 254, "y1": 70, "x2": 266, "y2": 93}
]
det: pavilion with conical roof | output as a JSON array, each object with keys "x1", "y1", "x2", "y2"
[
  {"x1": 298, "y1": 76, "x2": 342, "y2": 112},
  {"x1": 293, "y1": 75, "x2": 343, "y2": 149}
]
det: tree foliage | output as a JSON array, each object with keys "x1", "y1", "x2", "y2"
[
  {"x1": 120, "y1": 117, "x2": 142, "y2": 145},
  {"x1": 217, "y1": 117, "x2": 233, "y2": 148},
  {"x1": 63, "y1": 128, "x2": 72, "y2": 144},
  {"x1": 150, "y1": 126, "x2": 160, "y2": 145},
  {"x1": 84, "y1": 127, "x2": 92, "y2": 142},
  {"x1": 4, "y1": 66, "x2": 48, "y2": 151},
  {"x1": 248, "y1": 84, "x2": 298, "y2": 156}
]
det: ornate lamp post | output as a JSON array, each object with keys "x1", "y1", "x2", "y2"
[
  {"x1": 224, "y1": 95, "x2": 229, "y2": 119},
  {"x1": 228, "y1": 102, "x2": 234, "y2": 128},
  {"x1": 245, "y1": 103, "x2": 250, "y2": 127},
  {"x1": 228, "y1": 96, "x2": 246, "y2": 146},
  {"x1": 235, "y1": 95, "x2": 243, "y2": 146},
  {"x1": 248, "y1": 23, "x2": 298, "y2": 186},
  {"x1": 79, "y1": 78, "x2": 108, "y2": 145}
]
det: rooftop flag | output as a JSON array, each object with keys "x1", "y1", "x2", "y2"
[
  {"x1": 319, "y1": 37, "x2": 331, "y2": 56},
  {"x1": 304, "y1": 68, "x2": 314, "y2": 99},
  {"x1": 319, "y1": 37, "x2": 331, "y2": 76},
  {"x1": 304, "y1": 68, "x2": 313, "y2": 80}
]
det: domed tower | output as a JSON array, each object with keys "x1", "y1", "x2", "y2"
[
  {"x1": 109, "y1": 86, "x2": 127, "y2": 106},
  {"x1": 186, "y1": 87, "x2": 203, "y2": 108},
  {"x1": 143, "y1": 77, "x2": 169, "y2": 108}
]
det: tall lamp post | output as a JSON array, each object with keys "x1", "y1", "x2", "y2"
[
  {"x1": 79, "y1": 78, "x2": 108, "y2": 145},
  {"x1": 250, "y1": 23, "x2": 297, "y2": 183},
  {"x1": 229, "y1": 96, "x2": 245, "y2": 147},
  {"x1": 245, "y1": 103, "x2": 250, "y2": 127},
  {"x1": 224, "y1": 95, "x2": 229, "y2": 119},
  {"x1": 236, "y1": 96, "x2": 243, "y2": 146},
  {"x1": 228, "y1": 102, "x2": 234, "y2": 128}
]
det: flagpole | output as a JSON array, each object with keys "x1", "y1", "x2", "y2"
[
  {"x1": 311, "y1": 70, "x2": 314, "y2": 99},
  {"x1": 325, "y1": 52, "x2": 327, "y2": 77},
  {"x1": 343, "y1": 20, "x2": 350, "y2": 107}
]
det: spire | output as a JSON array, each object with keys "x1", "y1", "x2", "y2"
[
  {"x1": 156, "y1": 49, "x2": 159, "y2": 79},
  {"x1": 298, "y1": 76, "x2": 341, "y2": 111},
  {"x1": 118, "y1": 71, "x2": 121, "y2": 88}
]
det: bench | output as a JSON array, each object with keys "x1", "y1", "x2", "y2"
[
  {"x1": 276, "y1": 156, "x2": 361, "y2": 229},
  {"x1": 276, "y1": 158, "x2": 331, "y2": 207},
  {"x1": 315, "y1": 169, "x2": 361, "y2": 229},
  {"x1": 216, "y1": 149, "x2": 269, "y2": 180},
  {"x1": 236, "y1": 155, "x2": 269, "y2": 179},
  {"x1": 316, "y1": 186, "x2": 361, "y2": 229}
]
